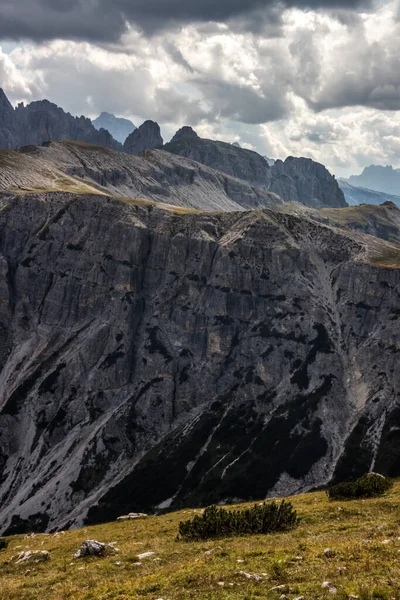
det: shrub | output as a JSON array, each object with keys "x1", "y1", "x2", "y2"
[
  {"x1": 328, "y1": 473, "x2": 393, "y2": 501},
  {"x1": 178, "y1": 501, "x2": 298, "y2": 541},
  {"x1": 0, "y1": 537, "x2": 8, "y2": 550}
]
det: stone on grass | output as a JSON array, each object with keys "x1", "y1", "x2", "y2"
[
  {"x1": 322, "y1": 582, "x2": 332, "y2": 589},
  {"x1": 239, "y1": 570, "x2": 262, "y2": 581},
  {"x1": 324, "y1": 548, "x2": 335, "y2": 558},
  {"x1": 117, "y1": 512, "x2": 148, "y2": 521},
  {"x1": 15, "y1": 550, "x2": 50, "y2": 564},
  {"x1": 137, "y1": 551, "x2": 156, "y2": 560},
  {"x1": 270, "y1": 584, "x2": 289, "y2": 593},
  {"x1": 204, "y1": 546, "x2": 223, "y2": 557},
  {"x1": 73, "y1": 540, "x2": 118, "y2": 559}
]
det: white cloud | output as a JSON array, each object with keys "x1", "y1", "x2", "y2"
[{"x1": 0, "y1": 1, "x2": 399, "y2": 176}]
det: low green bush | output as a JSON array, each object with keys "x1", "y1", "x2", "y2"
[
  {"x1": 0, "y1": 537, "x2": 8, "y2": 550},
  {"x1": 178, "y1": 500, "x2": 298, "y2": 541},
  {"x1": 328, "y1": 473, "x2": 393, "y2": 501}
]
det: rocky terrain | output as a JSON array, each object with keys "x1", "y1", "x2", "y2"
[
  {"x1": 0, "y1": 88, "x2": 121, "y2": 151},
  {"x1": 0, "y1": 151, "x2": 399, "y2": 533},
  {"x1": 92, "y1": 112, "x2": 136, "y2": 144},
  {"x1": 16, "y1": 141, "x2": 282, "y2": 211}
]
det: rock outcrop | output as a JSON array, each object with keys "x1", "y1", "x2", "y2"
[
  {"x1": 164, "y1": 136, "x2": 272, "y2": 189},
  {"x1": 170, "y1": 126, "x2": 199, "y2": 143},
  {"x1": 92, "y1": 112, "x2": 136, "y2": 144},
  {"x1": 0, "y1": 188, "x2": 398, "y2": 534},
  {"x1": 269, "y1": 157, "x2": 347, "y2": 209},
  {"x1": 0, "y1": 88, "x2": 121, "y2": 151},
  {"x1": 123, "y1": 120, "x2": 163, "y2": 155}
]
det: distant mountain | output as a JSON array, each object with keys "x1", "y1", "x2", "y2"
[
  {"x1": 348, "y1": 165, "x2": 400, "y2": 196},
  {"x1": 0, "y1": 88, "x2": 121, "y2": 151},
  {"x1": 339, "y1": 179, "x2": 400, "y2": 208},
  {"x1": 92, "y1": 112, "x2": 136, "y2": 144},
  {"x1": 165, "y1": 127, "x2": 346, "y2": 209}
]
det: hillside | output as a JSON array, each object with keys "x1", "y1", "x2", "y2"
[
  {"x1": 17, "y1": 141, "x2": 282, "y2": 211},
  {"x1": 2, "y1": 484, "x2": 400, "y2": 600},
  {"x1": 280, "y1": 201, "x2": 400, "y2": 246}
]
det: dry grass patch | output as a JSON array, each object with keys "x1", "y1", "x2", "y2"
[{"x1": 1, "y1": 483, "x2": 400, "y2": 599}]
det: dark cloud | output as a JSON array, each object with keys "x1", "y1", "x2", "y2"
[
  {"x1": 194, "y1": 78, "x2": 291, "y2": 123},
  {"x1": 0, "y1": 0, "x2": 372, "y2": 43}
]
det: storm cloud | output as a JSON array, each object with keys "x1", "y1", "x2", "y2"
[
  {"x1": 0, "y1": 0, "x2": 372, "y2": 42},
  {"x1": 0, "y1": 0, "x2": 399, "y2": 178}
]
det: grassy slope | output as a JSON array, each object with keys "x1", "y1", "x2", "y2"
[{"x1": 2, "y1": 484, "x2": 400, "y2": 600}]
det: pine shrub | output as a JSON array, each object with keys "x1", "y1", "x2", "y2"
[
  {"x1": 328, "y1": 473, "x2": 393, "y2": 501},
  {"x1": 178, "y1": 500, "x2": 298, "y2": 541},
  {"x1": 0, "y1": 537, "x2": 8, "y2": 550}
]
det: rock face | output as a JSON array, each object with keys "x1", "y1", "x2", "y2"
[
  {"x1": 170, "y1": 126, "x2": 199, "y2": 143},
  {"x1": 269, "y1": 157, "x2": 347, "y2": 209},
  {"x1": 123, "y1": 120, "x2": 163, "y2": 155},
  {"x1": 0, "y1": 189, "x2": 398, "y2": 534},
  {"x1": 164, "y1": 137, "x2": 346, "y2": 209},
  {"x1": 0, "y1": 88, "x2": 121, "y2": 151},
  {"x1": 164, "y1": 136, "x2": 272, "y2": 189},
  {"x1": 92, "y1": 112, "x2": 136, "y2": 144}
]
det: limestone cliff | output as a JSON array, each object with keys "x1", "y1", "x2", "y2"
[{"x1": 0, "y1": 188, "x2": 398, "y2": 534}]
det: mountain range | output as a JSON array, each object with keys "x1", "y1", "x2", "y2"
[
  {"x1": 0, "y1": 90, "x2": 399, "y2": 535},
  {"x1": 347, "y1": 165, "x2": 400, "y2": 196},
  {"x1": 339, "y1": 179, "x2": 400, "y2": 209}
]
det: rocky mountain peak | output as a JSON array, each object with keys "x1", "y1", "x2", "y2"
[
  {"x1": 123, "y1": 120, "x2": 163, "y2": 155},
  {"x1": 269, "y1": 156, "x2": 347, "y2": 208},
  {"x1": 170, "y1": 126, "x2": 199, "y2": 143}
]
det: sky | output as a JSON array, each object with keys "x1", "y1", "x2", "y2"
[{"x1": 0, "y1": 0, "x2": 399, "y2": 177}]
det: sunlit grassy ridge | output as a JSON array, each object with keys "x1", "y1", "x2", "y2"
[{"x1": 1, "y1": 483, "x2": 400, "y2": 600}]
